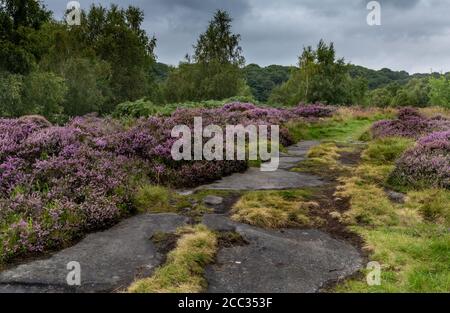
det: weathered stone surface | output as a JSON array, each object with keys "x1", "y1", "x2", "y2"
[
  {"x1": 386, "y1": 190, "x2": 406, "y2": 204},
  {"x1": 203, "y1": 195, "x2": 224, "y2": 205},
  {"x1": 0, "y1": 214, "x2": 188, "y2": 293},
  {"x1": 203, "y1": 214, "x2": 363, "y2": 293},
  {"x1": 198, "y1": 141, "x2": 324, "y2": 191}
]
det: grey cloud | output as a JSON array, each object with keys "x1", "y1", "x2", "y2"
[{"x1": 43, "y1": 0, "x2": 450, "y2": 73}]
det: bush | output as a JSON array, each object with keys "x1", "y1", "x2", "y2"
[
  {"x1": 389, "y1": 131, "x2": 450, "y2": 189},
  {"x1": 292, "y1": 103, "x2": 336, "y2": 118},
  {"x1": 113, "y1": 99, "x2": 155, "y2": 118},
  {"x1": 371, "y1": 107, "x2": 450, "y2": 139}
]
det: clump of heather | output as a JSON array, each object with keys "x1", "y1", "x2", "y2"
[
  {"x1": 292, "y1": 103, "x2": 336, "y2": 118},
  {"x1": 371, "y1": 107, "x2": 450, "y2": 139},
  {"x1": 0, "y1": 102, "x2": 337, "y2": 262},
  {"x1": 389, "y1": 131, "x2": 450, "y2": 189}
]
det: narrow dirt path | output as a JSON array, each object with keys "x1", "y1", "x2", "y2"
[{"x1": 0, "y1": 141, "x2": 363, "y2": 293}]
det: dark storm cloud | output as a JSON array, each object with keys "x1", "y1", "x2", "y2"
[{"x1": 43, "y1": 0, "x2": 450, "y2": 73}]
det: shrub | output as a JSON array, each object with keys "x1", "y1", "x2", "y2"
[
  {"x1": 292, "y1": 103, "x2": 336, "y2": 118},
  {"x1": 389, "y1": 131, "x2": 450, "y2": 189},
  {"x1": 371, "y1": 107, "x2": 450, "y2": 139},
  {"x1": 113, "y1": 99, "x2": 155, "y2": 118}
]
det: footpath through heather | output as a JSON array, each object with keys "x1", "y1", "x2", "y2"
[{"x1": 0, "y1": 141, "x2": 363, "y2": 293}]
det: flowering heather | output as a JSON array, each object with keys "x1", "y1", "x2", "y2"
[
  {"x1": 292, "y1": 103, "x2": 336, "y2": 118},
  {"x1": 0, "y1": 102, "x2": 334, "y2": 262},
  {"x1": 371, "y1": 107, "x2": 450, "y2": 139},
  {"x1": 390, "y1": 131, "x2": 450, "y2": 189}
]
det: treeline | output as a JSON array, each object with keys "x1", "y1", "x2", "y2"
[{"x1": 1, "y1": 1, "x2": 449, "y2": 123}]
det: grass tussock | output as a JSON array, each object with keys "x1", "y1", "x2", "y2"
[
  {"x1": 231, "y1": 189, "x2": 318, "y2": 229},
  {"x1": 292, "y1": 142, "x2": 350, "y2": 176},
  {"x1": 362, "y1": 137, "x2": 415, "y2": 165},
  {"x1": 133, "y1": 185, "x2": 172, "y2": 213},
  {"x1": 405, "y1": 189, "x2": 450, "y2": 227},
  {"x1": 128, "y1": 224, "x2": 217, "y2": 293}
]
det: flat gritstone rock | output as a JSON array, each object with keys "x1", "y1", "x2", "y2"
[
  {"x1": 203, "y1": 214, "x2": 363, "y2": 293},
  {"x1": 0, "y1": 214, "x2": 188, "y2": 293},
  {"x1": 198, "y1": 141, "x2": 324, "y2": 191}
]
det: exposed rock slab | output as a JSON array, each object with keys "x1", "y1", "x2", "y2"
[
  {"x1": 203, "y1": 214, "x2": 363, "y2": 293},
  {"x1": 198, "y1": 141, "x2": 324, "y2": 191},
  {"x1": 0, "y1": 214, "x2": 188, "y2": 293}
]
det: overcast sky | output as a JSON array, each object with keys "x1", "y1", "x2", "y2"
[{"x1": 43, "y1": 0, "x2": 450, "y2": 74}]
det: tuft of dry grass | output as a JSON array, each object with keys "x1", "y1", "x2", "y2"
[
  {"x1": 231, "y1": 190, "x2": 317, "y2": 229},
  {"x1": 128, "y1": 225, "x2": 217, "y2": 293},
  {"x1": 419, "y1": 106, "x2": 450, "y2": 119}
]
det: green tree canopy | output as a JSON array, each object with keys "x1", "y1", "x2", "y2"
[
  {"x1": 269, "y1": 40, "x2": 362, "y2": 105},
  {"x1": 429, "y1": 76, "x2": 450, "y2": 108},
  {"x1": 161, "y1": 10, "x2": 248, "y2": 103}
]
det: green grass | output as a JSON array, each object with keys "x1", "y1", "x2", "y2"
[
  {"x1": 128, "y1": 224, "x2": 217, "y2": 293},
  {"x1": 133, "y1": 185, "x2": 172, "y2": 213},
  {"x1": 287, "y1": 118, "x2": 376, "y2": 143},
  {"x1": 336, "y1": 224, "x2": 450, "y2": 293},
  {"x1": 231, "y1": 189, "x2": 319, "y2": 229},
  {"x1": 332, "y1": 130, "x2": 450, "y2": 292},
  {"x1": 362, "y1": 137, "x2": 415, "y2": 165}
]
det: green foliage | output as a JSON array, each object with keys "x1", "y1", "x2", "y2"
[
  {"x1": 193, "y1": 10, "x2": 244, "y2": 66},
  {"x1": 243, "y1": 64, "x2": 293, "y2": 102},
  {"x1": 269, "y1": 40, "x2": 364, "y2": 105},
  {"x1": 133, "y1": 185, "x2": 171, "y2": 213},
  {"x1": 0, "y1": 70, "x2": 67, "y2": 121},
  {"x1": 368, "y1": 79, "x2": 431, "y2": 107},
  {"x1": 349, "y1": 65, "x2": 411, "y2": 90},
  {"x1": 59, "y1": 57, "x2": 112, "y2": 116},
  {"x1": 68, "y1": 5, "x2": 156, "y2": 104},
  {"x1": 0, "y1": 0, "x2": 51, "y2": 74},
  {"x1": 0, "y1": 71, "x2": 25, "y2": 116},
  {"x1": 113, "y1": 99, "x2": 155, "y2": 118},
  {"x1": 367, "y1": 87, "x2": 393, "y2": 107},
  {"x1": 22, "y1": 71, "x2": 67, "y2": 120},
  {"x1": 161, "y1": 10, "x2": 248, "y2": 103},
  {"x1": 429, "y1": 76, "x2": 450, "y2": 108},
  {"x1": 362, "y1": 137, "x2": 414, "y2": 165}
]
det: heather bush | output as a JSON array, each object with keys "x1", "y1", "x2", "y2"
[
  {"x1": 389, "y1": 131, "x2": 450, "y2": 189},
  {"x1": 292, "y1": 103, "x2": 336, "y2": 118},
  {"x1": 371, "y1": 107, "x2": 450, "y2": 139}
]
